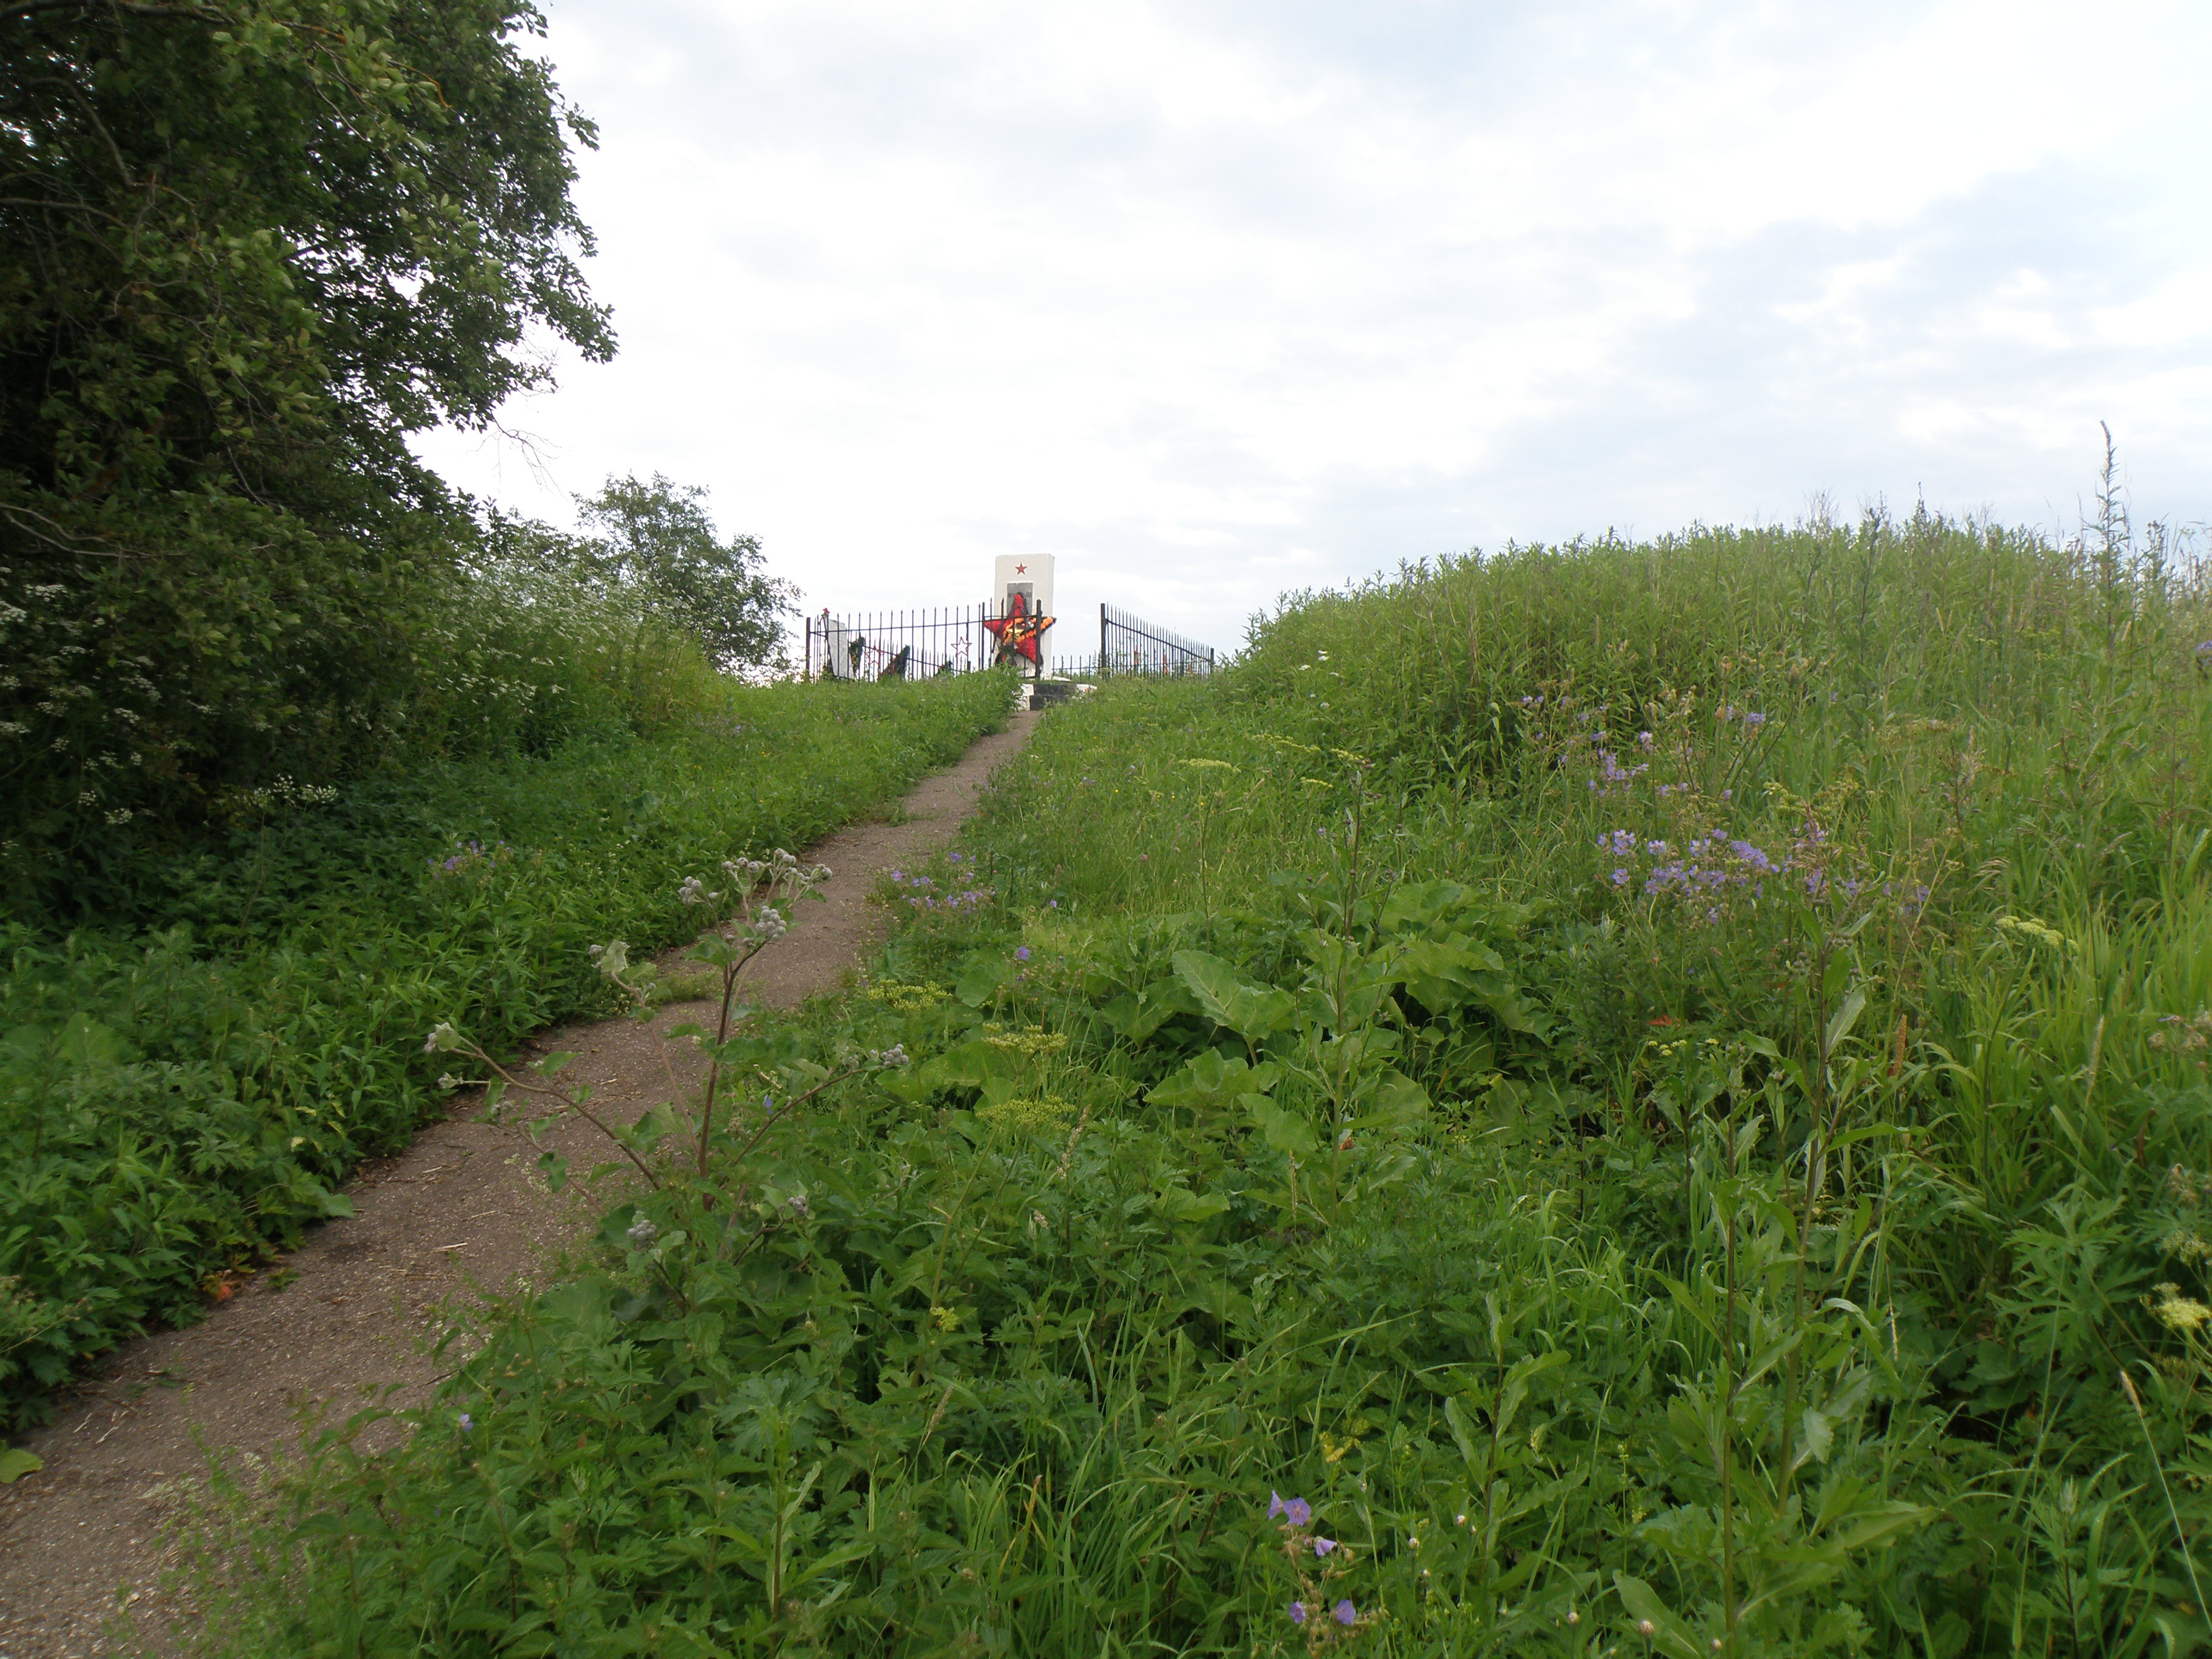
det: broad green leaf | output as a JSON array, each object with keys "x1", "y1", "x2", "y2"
[
  {"x1": 1792, "y1": 1407, "x2": 1835, "y2": 1470},
  {"x1": 1614, "y1": 1573, "x2": 1709, "y2": 1659},
  {"x1": 1829, "y1": 1501, "x2": 1935, "y2": 1552},
  {"x1": 1825, "y1": 987, "x2": 1868, "y2": 1055},
  {"x1": 0, "y1": 1448, "x2": 42, "y2": 1484},
  {"x1": 1246, "y1": 1097, "x2": 1318, "y2": 1158},
  {"x1": 956, "y1": 956, "x2": 1010, "y2": 1007},
  {"x1": 1171, "y1": 950, "x2": 1294, "y2": 1042},
  {"x1": 1148, "y1": 1050, "x2": 1281, "y2": 1111},
  {"x1": 921, "y1": 1038, "x2": 1022, "y2": 1089},
  {"x1": 1395, "y1": 936, "x2": 1507, "y2": 1014},
  {"x1": 1349, "y1": 1067, "x2": 1430, "y2": 1131},
  {"x1": 1154, "y1": 1186, "x2": 1232, "y2": 1224}
]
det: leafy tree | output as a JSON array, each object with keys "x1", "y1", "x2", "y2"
[
  {"x1": 568, "y1": 474, "x2": 797, "y2": 673},
  {"x1": 0, "y1": 0, "x2": 613, "y2": 913}
]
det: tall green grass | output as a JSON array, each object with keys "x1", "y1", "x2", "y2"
[
  {"x1": 1, "y1": 672, "x2": 1010, "y2": 1427},
  {"x1": 170, "y1": 509, "x2": 2212, "y2": 1657}
]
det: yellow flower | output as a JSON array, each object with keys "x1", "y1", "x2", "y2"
[
  {"x1": 930, "y1": 1305, "x2": 962, "y2": 1332},
  {"x1": 2150, "y1": 1284, "x2": 2212, "y2": 1333},
  {"x1": 982, "y1": 1027, "x2": 1068, "y2": 1057},
  {"x1": 866, "y1": 980, "x2": 951, "y2": 1011},
  {"x1": 975, "y1": 1095, "x2": 1078, "y2": 1133},
  {"x1": 2163, "y1": 1230, "x2": 2212, "y2": 1265},
  {"x1": 1996, "y1": 914, "x2": 2074, "y2": 954}
]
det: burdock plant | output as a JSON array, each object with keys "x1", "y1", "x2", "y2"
[
  {"x1": 674, "y1": 848, "x2": 832, "y2": 1174},
  {"x1": 423, "y1": 846, "x2": 913, "y2": 1192}
]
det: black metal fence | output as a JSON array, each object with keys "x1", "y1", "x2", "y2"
[
  {"x1": 1098, "y1": 603, "x2": 1216, "y2": 676},
  {"x1": 803, "y1": 601, "x2": 1218, "y2": 682},
  {"x1": 803, "y1": 606, "x2": 991, "y2": 681}
]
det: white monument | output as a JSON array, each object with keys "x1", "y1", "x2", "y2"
[{"x1": 993, "y1": 553, "x2": 1054, "y2": 623}]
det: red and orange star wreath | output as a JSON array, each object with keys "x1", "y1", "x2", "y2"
[{"x1": 983, "y1": 590, "x2": 1053, "y2": 667}]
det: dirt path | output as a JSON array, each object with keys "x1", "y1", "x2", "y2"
[{"x1": 0, "y1": 712, "x2": 1037, "y2": 1658}]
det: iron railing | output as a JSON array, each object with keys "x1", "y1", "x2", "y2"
[
  {"x1": 1098, "y1": 603, "x2": 1216, "y2": 675},
  {"x1": 803, "y1": 602, "x2": 1062, "y2": 681},
  {"x1": 803, "y1": 606, "x2": 988, "y2": 680},
  {"x1": 803, "y1": 602, "x2": 1216, "y2": 682}
]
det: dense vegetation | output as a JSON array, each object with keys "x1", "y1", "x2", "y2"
[
  {"x1": 1, "y1": 0, "x2": 997, "y2": 1433},
  {"x1": 175, "y1": 507, "x2": 2212, "y2": 1656},
  {"x1": 1, "y1": 671, "x2": 1010, "y2": 1427},
  {"x1": 0, "y1": 0, "x2": 631, "y2": 908}
]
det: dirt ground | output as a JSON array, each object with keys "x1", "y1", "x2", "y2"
[{"x1": 0, "y1": 712, "x2": 1036, "y2": 1658}]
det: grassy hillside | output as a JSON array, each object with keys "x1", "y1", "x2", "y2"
[
  {"x1": 178, "y1": 510, "x2": 2212, "y2": 1657},
  {"x1": 1, "y1": 671, "x2": 1010, "y2": 1427}
]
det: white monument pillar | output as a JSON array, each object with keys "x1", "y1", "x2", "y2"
[{"x1": 993, "y1": 553, "x2": 1054, "y2": 622}]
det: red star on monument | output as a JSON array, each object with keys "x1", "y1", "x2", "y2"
[
  {"x1": 984, "y1": 589, "x2": 1053, "y2": 666},
  {"x1": 1013, "y1": 562, "x2": 1027, "y2": 574}
]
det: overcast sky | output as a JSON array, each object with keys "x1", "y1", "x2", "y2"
[{"x1": 419, "y1": 0, "x2": 2212, "y2": 657}]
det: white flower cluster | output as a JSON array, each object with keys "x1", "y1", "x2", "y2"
[
  {"x1": 720, "y1": 847, "x2": 833, "y2": 887},
  {"x1": 663, "y1": 848, "x2": 837, "y2": 949},
  {"x1": 871, "y1": 1044, "x2": 910, "y2": 1068}
]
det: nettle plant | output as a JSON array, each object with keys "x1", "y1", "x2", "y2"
[{"x1": 427, "y1": 848, "x2": 909, "y2": 1203}]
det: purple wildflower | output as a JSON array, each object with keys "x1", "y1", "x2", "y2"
[
  {"x1": 1314, "y1": 1537, "x2": 1338, "y2": 1556},
  {"x1": 457, "y1": 1412, "x2": 473, "y2": 1432},
  {"x1": 1014, "y1": 947, "x2": 1031, "y2": 961},
  {"x1": 1612, "y1": 868, "x2": 1630, "y2": 887},
  {"x1": 1728, "y1": 839, "x2": 1773, "y2": 873},
  {"x1": 1269, "y1": 1491, "x2": 1287, "y2": 1520},
  {"x1": 1744, "y1": 711, "x2": 1768, "y2": 727},
  {"x1": 1335, "y1": 1600, "x2": 1356, "y2": 1625},
  {"x1": 1283, "y1": 1496, "x2": 1312, "y2": 1527},
  {"x1": 1289, "y1": 1602, "x2": 1308, "y2": 1624}
]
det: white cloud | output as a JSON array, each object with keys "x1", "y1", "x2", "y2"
[{"x1": 418, "y1": 0, "x2": 2212, "y2": 652}]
